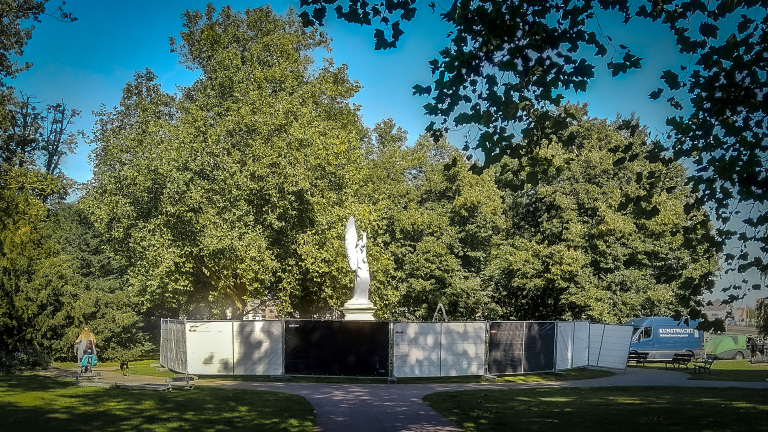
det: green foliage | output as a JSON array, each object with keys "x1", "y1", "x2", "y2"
[
  {"x1": 485, "y1": 105, "x2": 718, "y2": 322},
  {"x1": 300, "y1": 0, "x2": 768, "y2": 302},
  {"x1": 0, "y1": 165, "x2": 69, "y2": 353},
  {"x1": 45, "y1": 203, "x2": 152, "y2": 361},
  {"x1": 0, "y1": 345, "x2": 50, "y2": 373},
  {"x1": 85, "y1": 6, "x2": 366, "y2": 319},
  {"x1": 0, "y1": 0, "x2": 76, "y2": 84},
  {"x1": 0, "y1": 92, "x2": 81, "y2": 175},
  {"x1": 0, "y1": 178, "x2": 151, "y2": 361},
  {"x1": 359, "y1": 121, "x2": 504, "y2": 320},
  {"x1": 757, "y1": 297, "x2": 768, "y2": 336}
]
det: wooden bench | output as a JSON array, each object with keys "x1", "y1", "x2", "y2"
[
  {"x1": 692, "y1": 354, "x2": 716, "y2": 374},
  {"x1": 665, "y1": 352, "x2": 694, "y2": 369},
  {"x1": 627, "y1": 351, "x2": 649, "y2": 366}
]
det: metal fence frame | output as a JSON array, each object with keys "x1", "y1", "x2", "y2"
[{"x1": 160, "y1": 319, "x2": 631, "y2": 376}]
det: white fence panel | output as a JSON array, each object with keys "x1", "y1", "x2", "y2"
[
  {"x1": 589, "y1": 324, "x2": 633, "y2": 369},
  {"x1": 556, "y1": 321, "x2": 591, "y2": 370},
  {"x1": 186, "y1": 321, "x2": 234, "y2": 375},
  {"x1": 440, "y1": 322, "x2": 486, "y2": 376},
  {"x1": 573, "y1": 321, "x2": 590, "y2": 367},
  {"x1": 233, "y1": 321, "x2": 283, "y2": 375},
  {"x1": 556, "y1": 322, "x2": 575, "y2": 370},
  {"x1": 393, "y1": 323, "x2": 440, "y2": 377}
]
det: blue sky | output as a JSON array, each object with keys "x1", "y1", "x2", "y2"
[{"x1": 11, "y1": 1, "x2": 763, "y2": 308}]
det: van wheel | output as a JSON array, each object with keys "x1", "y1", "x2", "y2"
[
  {"x1": 685, "y1": 350, "x2": 695, "y2": 360},
  {"x1": 734, "y1": 351, "x2": 744, "y2": 360}
]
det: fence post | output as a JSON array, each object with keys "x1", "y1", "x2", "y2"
[{"x1": 596, "y1": 324, "x2": 606, "y2": 368}]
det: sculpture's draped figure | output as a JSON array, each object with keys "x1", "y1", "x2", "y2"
[
  {"x1": 342, "y1": 216, "x2": 375, "y2": 320},
  {"x1": 345, "y1": 216, "x2": 370, "y2": 303}
]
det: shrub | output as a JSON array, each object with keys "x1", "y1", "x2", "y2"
[{"x1": 0, "y1": 346, "x2": 51, "y2": 374}]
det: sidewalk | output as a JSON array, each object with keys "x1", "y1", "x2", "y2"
[{"x1": 40, "y1": 366, "x2": 768, "y2": 432}]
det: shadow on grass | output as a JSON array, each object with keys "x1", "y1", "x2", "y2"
[
  {"x1": 425, "y1": 386, "x2": 768, "y2": 432},
  {"x1": 0, "y1": 374, "x2": 314, "y2": 432},
  {"x1": 194, "y1": 368, "x2": 613, "y2": 385}
]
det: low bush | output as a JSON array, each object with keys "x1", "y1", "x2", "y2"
[{"x1": 0, "y1": 346, "x2": 51, "y2": 374}]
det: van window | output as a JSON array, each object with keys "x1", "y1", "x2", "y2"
[
  {"x1": 634, "y1": 326, "x2": 653, "y2": 341},
  {"x1": 643, "y1": 326, "x2": 652, "y2": 340}
]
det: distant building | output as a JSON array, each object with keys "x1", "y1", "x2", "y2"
[
  {"x1": 242, "y1": 300, "x2": 279, "y2": 320},
  {"x1": 732, "y1": 306, "x2": 749, "y2": 326},
  {"x1": 703, "y1": 299, "x2": 731, "y2": 322}
]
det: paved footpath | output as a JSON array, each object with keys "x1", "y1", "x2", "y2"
[{"x1": 41, "y1": 367, "x2": 768, "y2": 432}]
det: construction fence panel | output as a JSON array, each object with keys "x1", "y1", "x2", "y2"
[
  {"x1": 158, "y1": 319, "x2": 619, "y2": 376},
  {"x1": 556, "y1": 322, "x2": 574, "y2": 370},
  {"x1": 488, "y1": 322, "x2": 556, "y2": 374},
  {"x1": 524, "y1": 321, "x2": 555, "y2": 372},
  {"x1": 555, "y1": 321, "x2": 590, "y2": 370},
  {"x1": 160, "y1": 319, "x2": 168, "y2": 368},
  {"x1": 589, "y1": 323, "x2": 633, "y2": 369},
  {"x1": 440, "y1": 322, "x2": 486, "y2": 376},
  {"x1": 284, "y1": 320, "x2": 390, "y2": 376},
  {"x1": 233, "y1": 321, "x2": 284, "y2": 375},
  {"x1": 573, "y1": 321, "x2": 590, "y2": 368},
  {"x1": 160, "y1": 319, "x2": 187, "y2": 374},
  {"x1": 392, "y1": 323, "x2": 441, "y2": 378},
  {"x1": 186, "y1": 321, "x2": 234, "y2": 375},
  {"x1": 487, "y1": 322, "x2": 525, "y2": 374}
]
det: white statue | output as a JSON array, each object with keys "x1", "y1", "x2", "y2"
[{"x1": 344, "y1": 216, "x2": 371, "y2": 304}]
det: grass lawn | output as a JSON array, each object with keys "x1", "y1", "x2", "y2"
[
  {"x1": 424, "y1": 386, "x2": 768, "y2": 432},
  {"x1": 189, "y1": 368, "x2": 613, "y2": 384},
  {"x1": 635, "y1": 358, "x2": 768, "y2": 382},
  {"x1": 0, "y1": 373, "x2": 314, "y2": 432}
]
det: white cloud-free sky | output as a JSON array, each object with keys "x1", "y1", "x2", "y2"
[{"x1": 10, "y1": 0, "x2": 764, "y2": 308}]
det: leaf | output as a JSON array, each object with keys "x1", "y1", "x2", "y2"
[
  {"x1": 737, "y1": 15, "x2": 754, "y2": 34},
  {"x1": 412, "y1": 84, "x2": 432, "y2": 96},
  {"x1": 698, "y1": 22, "x2": 719, "y2": 39},
  {"x1": 373, "y1": 28, "x2": 390, "y2": 50},
  {"x1": 661, "y1": 70, "x2": 682, "y2": 90},
  {"x1": 595, "y1": 44, "x2": 607, "y2": 57},
  {"x1": 391, "y1": 21, "x2": 404, "y2": 43},
  {"x1": 666, "y1": 96, "x2": 683, "y2": 111},
  {"x1": 402, "y1": 6, "x2": 416, "y2": 21},
  {"x1": 648, "y1": 88, "x2": 664, "y2": 100},
  {"x1": 298, "y1": 10, "x2": 315, "y2": 27}
]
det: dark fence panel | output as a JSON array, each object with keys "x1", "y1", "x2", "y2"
[
  {"x1": 488, "y1": 322, "x2": 556, "y2": 374},
  {"x1": 487, "y1": 322, "x2": 524, "y2": 374},
  {"x1": 524, "y1": 321, "x2": 555, "y2": 372},
  {"x1": 283, "y1": 320, "x2": 389, "y2": 376}
]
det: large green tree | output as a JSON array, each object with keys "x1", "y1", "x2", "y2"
[
  {"x1": 0, "y1": 164, "x2": 67, "y2": 353},
  {"x1": 84, "y1": 6, "x2": 366, "y2": 319},
  {"x1": 485, "y1": 105, "x2": 719, "y2": 323},
  {"x1": 358, "y1": 121, "x2": 504, "y2": 320},
  {"x1": 300, "y1": 0, "x2": 768, "y2": 301}
]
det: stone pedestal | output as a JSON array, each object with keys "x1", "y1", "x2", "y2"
[{"x1": 341, "y1": 299, "x2": 376, "y2": 321}]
